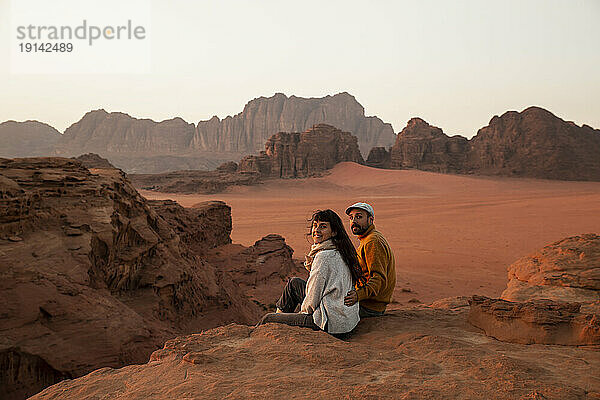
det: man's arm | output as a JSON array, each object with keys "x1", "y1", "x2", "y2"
[{"x1": 355, "y1": 239, "x2": 389, "y2": 301}]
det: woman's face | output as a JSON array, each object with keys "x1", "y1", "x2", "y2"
[{"x1": 311, "y1": 220, "x2": 335, "y2": 244}]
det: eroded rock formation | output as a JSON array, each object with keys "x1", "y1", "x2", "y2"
[
  {"x1": 386, "y1": 107, "x2": 600, "y2": 180},
  {"x1": 469, "y1": 233, "x2": 600, "y2": 346},
  {"x1": 501, "y1": 233, "x2": 600, "y2": 311},
  {"x1": 390, "y1": 118, "x2": 469, "y2": 173},
  {"x1": 193, "y1": 92, "x2": 396, "y2": 156},
  {"x1": 0, "y1": 157, "x2": 262, "y2": 399},
  {"x1": 238, "y1": 124, "x2": 364, "y2": 178},
  {"x1": 468, "y1": 295, "x2": 599, "y2": 345},
  {"x1": 204, "y1": 234, "x2": 305, "y2": 308}
]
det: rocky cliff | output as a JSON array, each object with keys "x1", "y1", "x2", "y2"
[
  {"x1": 0, "y1": 157, "x2": 265, "y2": 399},
  {"x1": 0, "y1": 121, "x2": 61, "y2": 158},
  {"x1": 383, "y1": 107, "x2": 600, "y2": 181},
  {"x1": 238, "y1": 124, "x2": 364, "y2": 178},
  {"x1": 468, "y1": 107, "x2": 600, "y2": 180},
  {"x1": 193, "y1": 92, "x2": 396, "y2": 156}
]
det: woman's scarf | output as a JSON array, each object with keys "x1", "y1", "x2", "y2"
[{"x1": 304, "y1": 239, "x2": 337, "y2": 271}]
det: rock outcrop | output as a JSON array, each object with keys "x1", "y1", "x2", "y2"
[
  {"x1": 204, "y1": 234, "x2": 305, "y2": 308},
  {"x1": 501, "y1": 233, "x2": 600, "y2": 311},
  {"x1": 468, "y1": 107, "x2": 600, "y2": 180},
  {"x1": 0, "y1": 157, "x2": 262, "y2": 399},
  {"x1": 72, "y1": 153, "x2": 115, "y2": 169},
  {"x1": 31, "y1": 307, "x2": 600, "y2": 399},
  {"x1": 468, "y1": 295, "x2": 599, "y2": 345},
  {"x1": 0, "y1": 121, "x2": 61, "y2": 158},
  {"x1": 193, "y1": 92, "x2": 396, "y2": 156},
  {"x1": 387, "y1": 107, "x2": 600, "y2": 181},
  {"x1": 390, "y1": 118, "x2": 469, "y2": 173},
  {"x1": 238, "y1": 124, "x2": 364, "y2": 178},
  {"x1": 469, "y1": 234, "x2": 600, "y2": 346},
  {"x1": 146, "y1": 200, "x2": 232, "y2": 256}
]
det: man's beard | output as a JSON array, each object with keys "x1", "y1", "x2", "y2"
[{"x1": 351, "y1": 223, "x2": 368, "y2": 235}]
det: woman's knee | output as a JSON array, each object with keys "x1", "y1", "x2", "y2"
[
  {"x1": 258, "y1": 312, "x2": 276, "y2": 325},
  {"x1": 288, "y1": 277, "x2": 305, "y2": 289}
]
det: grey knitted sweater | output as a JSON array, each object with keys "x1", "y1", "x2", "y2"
[{"x1": 300, "y1": 249, "x2": 360, "y2": 334}]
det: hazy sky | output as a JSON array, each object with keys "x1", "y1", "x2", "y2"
[{"x1": 1, "y1": 0, "x2": 599, "y2": 138}]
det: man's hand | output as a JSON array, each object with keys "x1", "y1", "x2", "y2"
[{"x1": 344, "y1": 290, "x2": 358, "y2": 306}]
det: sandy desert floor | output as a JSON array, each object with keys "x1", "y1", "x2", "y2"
[{"x1": 140, "y1": 162, "x2": 600, "y2": 306}]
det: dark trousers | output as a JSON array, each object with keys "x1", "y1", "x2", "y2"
[
  {"x1": 359, "y1": 305, "x2": 385, "y2": 318},
  {"x1": 257, "y1": 277, "x2": 319, "y2": 331},
  {"x1": 276, "y1": 277, "x2": 306, "y2": 312}
]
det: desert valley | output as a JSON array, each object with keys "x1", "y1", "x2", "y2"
[{"x1": 1, "y1": 93, "x2": 599, "y2": 399}]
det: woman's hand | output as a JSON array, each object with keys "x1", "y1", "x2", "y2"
[{"x1": 344, "y1": 290, "x2": 358, "y2": 306}]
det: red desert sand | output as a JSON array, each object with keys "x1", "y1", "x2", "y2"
[{"x1": 140, "y1": 162, "x2": 600, "y2": 307}]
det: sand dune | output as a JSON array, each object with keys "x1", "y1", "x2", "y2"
[{"x1": 140, "y1": 162, "x2": 600, "y2": 305}]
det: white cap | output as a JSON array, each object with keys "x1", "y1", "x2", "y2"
[{"x1": 345, "y1": 202, "x2": 374, "y2": 218}]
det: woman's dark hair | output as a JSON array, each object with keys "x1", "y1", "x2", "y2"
[{"x1": 307, "y1": 209, "x2": 365, "y2": 285}]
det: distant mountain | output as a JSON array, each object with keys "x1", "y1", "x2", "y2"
[
  {"x1": 45, "y1": 92, "x2": 394, "y2": 173},
  {"x1": 56, "y1": 110, "x2": 196, "y2": 155},
  {"x1": 0, "y1": 120, "x2": 61, "y2": 157},
  {"x1": 193, "y1": 92, "x2": 396, "y2": 155},
  {"x1": 367, "y1": 106, "x2": 600, "y2": 181}
]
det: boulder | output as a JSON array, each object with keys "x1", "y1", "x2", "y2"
[
  {"x1": 501, "y1": 234, "x2": 600, "y2": 310},
  {"x1": 468, "y1": 295, "x2": 599, "y2": 345}
]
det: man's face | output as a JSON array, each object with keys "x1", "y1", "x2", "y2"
[{"x1": 348, "y1": 209, "x2": 372, "y2": 236}]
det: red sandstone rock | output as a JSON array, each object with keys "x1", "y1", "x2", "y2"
[
  {"x1": 204, "y1": 234, "x2": 306, "y2": 309},
  {"x1": 468, "y1": 295, "x2": 599, "y2": 345},
  {"x1": 0, "y1": 157, "x2": 261, "y2": 399},
  {"x1": 238, "y1": 124, "x2": 364, "y2": 178},
  {"x1": 31, "y1": 307, "x2": 600, "y2": 399},
  {"x1": 469, "y1": 107, "x2": 600, "y2": 180},
  {"x1": 389, "y1": 108, "x2": 600, "y2": 181},
  {"x1": 501, "y1": 234, "x2": 600, "y2": 308},
  {"x1": 390, "y1": 118, "x2": 469, "y2": 172},
  {"x1": 147, "y1": 199, "x2": 232, "y2": 256}
]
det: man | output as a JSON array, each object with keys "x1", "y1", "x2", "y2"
[{"x1": 343, "y1": 202, "x2": 396, "y2": 317}]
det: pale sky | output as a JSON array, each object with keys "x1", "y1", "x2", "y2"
[{"x1": 1, "y1": 0, "x2": 599, "y2": 138}]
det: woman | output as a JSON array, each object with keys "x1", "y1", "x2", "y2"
[{"x1": 257, "y1": 209, "x2": 365, "y2": 335}]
